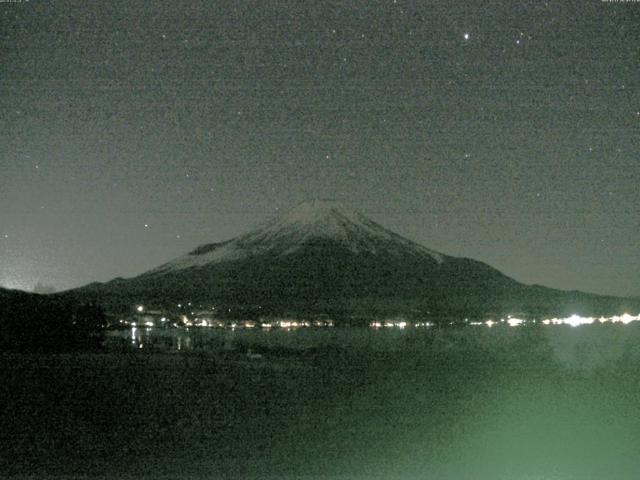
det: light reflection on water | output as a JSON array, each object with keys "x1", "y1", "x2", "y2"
[
  {"x1": 106, "y1": 325, "x2": 418, "y2": 353},
  {"x1": 111, "y1": 326, "x2": 197, "y2": 352},
  {"x1": 106, "y1": 322, "x2": 640, "y2": 369}
]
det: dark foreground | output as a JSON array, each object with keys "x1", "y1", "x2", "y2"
[{"x1": 2, "y1": 326, "x2": 640, "y2": 479}]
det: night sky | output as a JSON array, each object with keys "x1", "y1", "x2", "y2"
[{"x1": 1, "y1": 0, "x2": 639, "y2": 297}]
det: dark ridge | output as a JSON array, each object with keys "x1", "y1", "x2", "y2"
[{"x1": 189, "y1": 239, "x2": 232, "y2": 256}]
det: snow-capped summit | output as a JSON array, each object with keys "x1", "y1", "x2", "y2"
[
  {"x1": 148, "y1": 200, "x2": 444, "y2": 274},
  {"x1": 243, "y1": 199, "x2": 371, "y2": 245}
]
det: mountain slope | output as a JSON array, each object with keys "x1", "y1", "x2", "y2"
[
  {"x1": 146, "y1": 200, "x2": 444, "y2": 274},
  {"x1": 66, "y1": 200, "x2": 639, "y2": 319}
]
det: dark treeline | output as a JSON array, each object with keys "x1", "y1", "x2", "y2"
[{"x1": 0, "y1": 290, "x2": 106, "y2": 352}]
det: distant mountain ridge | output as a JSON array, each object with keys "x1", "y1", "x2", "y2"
[{"x1": 64, "y1": 200, "x2": 640, "y2": 320}]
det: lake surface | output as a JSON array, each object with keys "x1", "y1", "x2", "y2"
[
  {"x1": 3, "y1": 324, "x2": 640, "y2": 479},
  {"x1": 106, "y1": 322, "x2": 640, "y2": 369}
]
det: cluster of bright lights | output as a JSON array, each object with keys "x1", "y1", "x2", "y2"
[
  {"x1": 483, "y1": 313, "x2": 640, "y2": 328},
  {"x1": 371, "y1": 320, "x2": 413, "y2": 329},
  {"x1": 415, "y1": 321, "x2": 434, "y2": 327},
  {"x1": 129, "y1": 304, "x2": 640, "y2": 331},
  {"x1": 126, "y1": 311, "x2": 335, "y2": 329},
  {"x1": 507, "y1": 317, "x2": 525, "y2": 327},
  {"x1": 368, "y1": 313, "x2": 640, "y2": 329},
  {"x1": 278, "y1": 320, "x2": 306, "y2": 329},
  {"x1": 541, "y1": 313, "x2": 640, "y2": 327},
  {"x1": 275, "y1": 320, "x2": 333, "y2": 329}
]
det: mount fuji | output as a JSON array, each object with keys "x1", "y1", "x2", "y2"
[{"x1": 67, "y1": 200, "x2": 638, "y2": 320}]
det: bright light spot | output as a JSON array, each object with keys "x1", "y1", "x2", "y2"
[
  {"x1": 144, "y1": 321, "x2": 154, "y2": 327},
  {"x1": 415, "y1": 321, "x2": 433, "y2": 327},
  {"x1": 507, "y1": 317, "x2": 524, "y2": 327},
  {"x1": 564, "y1": 314, "x2": 594, "y2": 327},
  {"x1": 620, "y1": 313, "x2": 636, "y2": 324},
  {"x1": 485, "y1": 320, "x2": 495, "y2": 328},
  {"x1": 463, "y1": 32, "x2": 470, "y2": 40},
  {"x1": 136, "y1": 305, "x2": 144, "y2": 313}
]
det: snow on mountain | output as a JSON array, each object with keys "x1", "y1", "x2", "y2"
[{"x1": 148, "y1": 200, "x2": 444, "y2": 274}]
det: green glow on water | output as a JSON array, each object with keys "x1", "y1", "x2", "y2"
[{"x1": 4, "y1": 325, "x2": 640, "y2": 478}]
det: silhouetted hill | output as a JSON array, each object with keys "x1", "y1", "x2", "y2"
[{"x1": 0, "y1": 288, "x2": 106, "y2": 351}]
